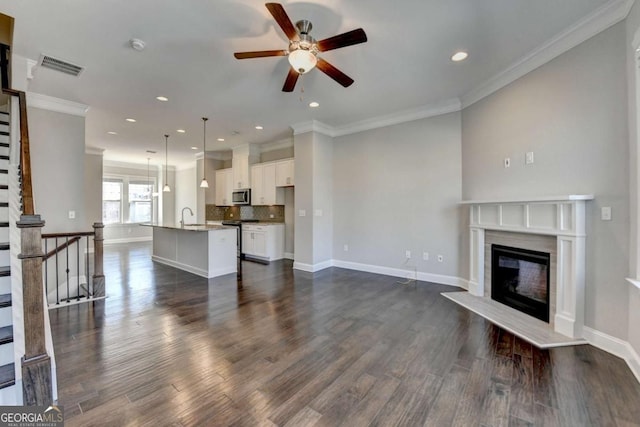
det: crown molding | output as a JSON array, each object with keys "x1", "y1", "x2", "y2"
[
  {"x1": 332, "y1": 98, "x2": 462, "y2": 137},
  {"x1": 290, "y1": 120, "x2": 335, "y2": 137},
  {"x1": 260, "y1": 137, "x2": 294, "y2": 152},
  {"x1": 26, "y1": 92, "x2": 89, "y2": 117},
  {"x1": 85, "y1": 146, "x2": 105, "y2": 156},
  {"x1": 461, "y1": 0, "x2": 635, "y2": 108}
]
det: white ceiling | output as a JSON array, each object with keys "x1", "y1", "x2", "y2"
[{"x1": 0, "y1": 0, "x2": 620, "y2": 167}]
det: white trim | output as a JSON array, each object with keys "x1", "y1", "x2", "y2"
[
  {"x1": 626, "y1": 278, "x2": 640, "y2": 291},
  {"x1": 48, "y1": 295, "x2": 107, "y2": 310},
  {"x1": 583, "y1": 327, "x2": 640, "y2": 384},
  {"x1": 284, "y1": 252, "x2": 294, "y2": 260},
  {"x1": 293, "y1": 259, "x2": 333, "y2": 272},
  {"x1": 333, "y1": 259, "x2": 464, "y2": 288},
  {"x1": 332, "y1": 98, "x2": 462, "y2": 137},
  {"x1": 104, "y1": 236, "x2": 152, "y2": 245},
  {"x1": 260, "y1": 138, "x2": 294, "y2": 152},
  {"x1": 460, "y1": 194, "x2": 595, "y2": 204},
  {"x1": 104, "y1": 159, "x2": 167, "y2": 171},
  {"x1": 290, "y1": 99, "x2": 462, "y2": 138},
  {"x1": 26, "y1": 92, "x2": 89, "y2": 117},
  {"x1": 290, "y1": 120, "x2": 335, "y2": 137},
  {"x1": 85, "y1": 146, "x2": 105, "y2": 156},
  {"x1": 461, "y1": 0, "x2": 634, "y2": 108},
  {"x1": 151, "y1": 255, "x2": 236, "y2": 278}
]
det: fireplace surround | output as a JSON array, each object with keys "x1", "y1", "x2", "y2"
[{"x1": 463, "y1": 195, "x2": 593, "y2": 339}]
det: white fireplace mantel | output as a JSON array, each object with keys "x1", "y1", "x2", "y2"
[{"x1": 464, "y1": 195, "x2": 593, "y2": 339}]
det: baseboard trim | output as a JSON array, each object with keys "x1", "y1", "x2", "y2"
[
  {"x1": 293, "y1": 260, "x2": 332, "y2": 273},
  {"x1": 583, "y1": 326, "x2": 640, "y2": 384},
  {"x1": 105, "y1": 236, "x2": 152, "y2": 245},
  {"x1": 332, "y1": 259, "x2": 464, "y2": 289}
]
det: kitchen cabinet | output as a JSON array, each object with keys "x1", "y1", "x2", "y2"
[
  {"x1": 215, "y1": 168, "x2": 233, "y2": 206},
  {"x1": 276, "y1": 158, "x2": 294, "y2": 187},
  {"x1": 242, "y1": 223, "x2": 284, "y2": 261},
  {"x1": 250, "y1": 162, "x2": 283, "y2": 205}
]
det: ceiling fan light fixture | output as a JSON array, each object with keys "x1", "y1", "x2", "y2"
[{"x1": 288, "y1": 49, "x2": 317, "y2": 74}]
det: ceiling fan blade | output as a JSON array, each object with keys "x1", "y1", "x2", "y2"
[
  {"x1": 316, "y1": 58, "x2": 354, "y2": 88},
  {"x1": 266, "y1": 3, "x2": 299, "y2": 41},
  {"x1": 234, "y1": 50, "x2": 287, "y2": 59},
  {"x1": 282, "y1": 67, "x2": 299, "y2": 92},
  {"x1": 317, "y1": 28, "x2": 367, "y2": 52}
]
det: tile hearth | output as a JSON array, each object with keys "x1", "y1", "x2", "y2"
[{"x1": 442, "y1": 291, "x2": 586, "y2": 348}]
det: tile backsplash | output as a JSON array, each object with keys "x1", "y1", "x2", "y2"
[{"x1": 206, "y1": 205, "x2": 285, "y2": 222}]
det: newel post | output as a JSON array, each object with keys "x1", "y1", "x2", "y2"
[
  {"x1": 92, "y1": 222, "x2": 105, "y2": 298},
  {"x1": 17, "y1": 214, "x2": 52, "y2": 405}
]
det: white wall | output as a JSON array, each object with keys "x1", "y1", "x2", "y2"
[
  {"x1": 28, "y1": 107, "x2": 87, "y2": 233},
  {"x1": 333, "y1": 112, "x2": 463, "y2": 277},
  {"x1": 462, "y1": 23, "x2": 629, "y2": 340},
  {"x1": 175, "y1": 166, "x2": 197, "y2": 225}
]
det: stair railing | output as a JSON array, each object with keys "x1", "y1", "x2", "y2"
[
  {"x1": 0, "y1": 42, "x2": 106, "y2": 405},
  {"x1": 42, "y1": 224, "x2": 105, "y2": 307}
]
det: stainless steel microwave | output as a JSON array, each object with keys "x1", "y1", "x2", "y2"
[{"x1": 232, "y1": 189, "x2": 251, "y2": 205}]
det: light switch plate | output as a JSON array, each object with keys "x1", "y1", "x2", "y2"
[
  {"x1": 526, "y1": 152, "x2": 534, "y2": 164},
  {"x1": 601, "y1": 206, "x2": 612, "y2": 221},
  {"x1": 68, "y1": 210, "x2": 75, "y2": 219},
  {"x1": 299, "y1": 209, "x2": 306, "y2": 217}
]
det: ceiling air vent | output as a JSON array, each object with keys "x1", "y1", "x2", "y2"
[{"x1": 38, "y1": 54, "x2": 84, "y2": 77}]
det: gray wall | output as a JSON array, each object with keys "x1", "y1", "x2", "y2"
[
  {"x1": 175, "y1": 166, "x2": 197, "y2": 225},
  {"x1": 333, "y1": 112, "x2": 462, "y2": 277},
  {"x1": 293, "y1": 132, "x2": 314, "y2": 265},
  {"x1": 29, "y1": 107, "x2": 87, "y2": 233},
  {"x1": 462, "y1": 23, "x2": 629, "y2": 339},
  {"x1": 84, "y1": 153, "x2": 102, "y2": 226},
  {"x1": 626, "y1": 2, "x2": 640, "y2": 360},
  {"x1": 313, "y1": 133, "x2": 333, "y2": 264}
]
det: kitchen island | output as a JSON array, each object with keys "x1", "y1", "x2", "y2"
[{"x1": 142, "y1": 223, "x2": 237, "y2": 278}]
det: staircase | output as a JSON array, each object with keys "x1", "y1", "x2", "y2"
[{"x1": 0, "y1": 109, "x2": 16, "y2": 400}]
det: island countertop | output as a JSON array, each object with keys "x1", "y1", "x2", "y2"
[{"x1": 141, "y1": 223, "x2": 235, "y2": 232}]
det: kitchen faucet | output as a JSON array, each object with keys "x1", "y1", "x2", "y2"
[{"x1": 180, "y1": 207, "x2": 194, "y2": 227}]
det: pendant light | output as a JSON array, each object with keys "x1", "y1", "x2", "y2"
[
  {"x1": 200, "y1": 117, "x2": 209, "y2": 188},
  {"x1": 163, "y1": 134, "x2": 171, "y2": 192}
]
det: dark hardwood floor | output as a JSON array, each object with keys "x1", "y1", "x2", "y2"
[{"x1": 49, "y1": 242, "x2": 640, "y2": 426}]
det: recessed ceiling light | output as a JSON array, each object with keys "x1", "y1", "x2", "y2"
[
  {"x1": 191, "y1": 146, "x2": 198, "y2": 150},
  {"x1": 177, "y1": 129, "x2": 186, "y2": 133},
  {"x1": 156, "y1": 96, "x2": 169, "y2": 102},
  {"x1": 217, "y1": 138, "x2": 225, "y2": 142},
  {"x1": 107, "y1": 131, "x2": 117, "y2": 135},
  {"x1": 255, "y1": 125, "x2": 263, "y2": 130},
  {"x1": 309, "y1": 102, "x2": 319, "y2": 108},
  {"x1": 125, "y1": 118, "x2": 136, "y2": 122},
  {"x1": 451, "y1": 51, "x2": 468, "y2": 62}
]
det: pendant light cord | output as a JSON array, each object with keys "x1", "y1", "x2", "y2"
[
  {"x1": 164, "y1": 134, "x2": 169, "y2": 188},
  {"x1": 203, "y1": 117, "x2": 208, "y2": 180}
]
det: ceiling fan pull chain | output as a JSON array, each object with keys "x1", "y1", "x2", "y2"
[{"x1": 299, "y1": 74, "x2": 305, "y2": 102}]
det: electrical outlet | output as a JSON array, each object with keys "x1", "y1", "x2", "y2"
[
  {"x1": 270, "y1": 214, "x2": 274, "y2": 218},
  {"x1": 423, "y1": 252, "x2": 429, "y2": 261},
  {"x1": 601, "y1": 207, "x2": 612, "y2": 221},
  {"x1": 68, "y1": 210, "x2": 75, "y2": 219},
  {"x1": 405, "y1": 250, "x2": 411, "y2": 259},
  {"x1": 526, "y1": 151, "x2": 534, "y2": 164},
  {"x1": 504, "y1": 158, "x2": 511, "y2": 168},
  {"x1": 230, "y1": 213, "x2": 234, "y2": 217},
  {"x1": 344, "y1": 244, "x2": 349, "y2": 252},
  {"x1": 299, "y1": 210, "x2": 306, "y2": 217},
  {"x1": 437, "y1": 255, "x2": 443, "y2": 262}
]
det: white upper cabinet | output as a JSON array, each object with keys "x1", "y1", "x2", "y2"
[
  {"x1": 275, "y1": 158, "x2": 294, "y2": 187},
  {"x1": 251, "y1": 162, "x2": 283, "y2": 206},
  {"x1": 215, "y1": 168, "x2": 233, "y2": 206}
]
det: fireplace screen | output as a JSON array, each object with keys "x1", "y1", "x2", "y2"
[{"x1": 491, "y1": 244, "x2": 550, "y2": 322}]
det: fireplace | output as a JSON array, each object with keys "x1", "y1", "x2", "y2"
[{"x1": 491, "y1": 244, "x2": 550, "y2": 322}]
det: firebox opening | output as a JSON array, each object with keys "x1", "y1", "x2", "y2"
[{"x1": 491, "y1": 244, "x2": 550, "y2": 323}]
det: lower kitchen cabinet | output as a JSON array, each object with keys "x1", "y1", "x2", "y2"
[{"x1": 241, "y1": 223, "x2": 284, "y2": 261}]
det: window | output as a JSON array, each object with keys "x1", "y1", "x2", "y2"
[
  {"x1": 129, "y1": 181, "x2": 152, "y2": 223},
  {"x1": 102, "y1": 179, "x2": 122, "y2": 224},
  {"x1": 102, "y1": 175, "x2": 156, "y2": 224}
]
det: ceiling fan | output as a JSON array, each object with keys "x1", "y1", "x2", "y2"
[{"x1": 234, "y1": 3, "x2": 367, "y2": 92}]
